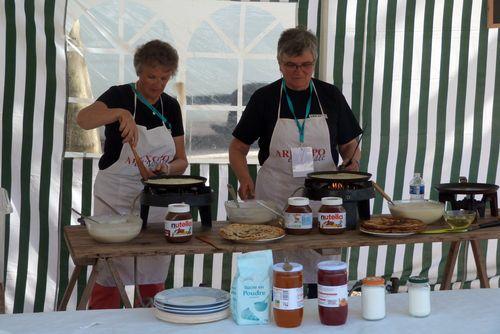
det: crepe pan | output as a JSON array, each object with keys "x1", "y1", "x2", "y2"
[
  {"x1": 434, "y1": 182, "x2": 498, "y2": 194},
  {"x1": 142, "y1": 174, "x2": 207, "y2": 190},
  {"x1": 306, "y1": 171, "x2": 372, "y2": 183}
]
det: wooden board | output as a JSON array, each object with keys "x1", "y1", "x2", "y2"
[
  {"x1": 196, "y1": 218, "x2": 500, "y2": 253},
  {"x1": 64, "y1": 223, "x2": 217, "y2": 263}
]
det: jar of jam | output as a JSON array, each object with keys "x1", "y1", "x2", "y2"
[
  {"x1": 317, "y1": 261, "x2": 348, "y2": 326},
  {"x1": 164, "y1": 203, "x2": 193, "y2": 243},
  {"x1": 284, "y1": 197, "x2": 313, "y2": 235},
  {"x1": 272, "y1": 262, "x2": 304, "y2": 328},
  {"x1": 318, "y1": 197, "x2": 346, "y2": 235}
]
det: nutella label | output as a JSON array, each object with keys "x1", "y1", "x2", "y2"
[
  {"x1": 165, "y1": 219, "x2": 193, "y2": 238},
  {"x1": 284, "y1": 212, "x2": 313, "y2": 229},
  {"x1": 318, "y1": 212, "x2": 346, "y2": 229}
]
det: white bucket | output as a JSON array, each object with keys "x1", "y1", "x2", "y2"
[{"x1": 0, "y1": 188, "x2": 12, "y2": 286}]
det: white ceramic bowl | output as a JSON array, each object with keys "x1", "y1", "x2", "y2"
[
  {"x1": 84, "y1": 214, "x2": 142, "y2": 243},
  {"x1": 388, "y1": 199, "x2": 444, "y2": 224},
  {"x1": 224, "y1": 200, "x2": 278, "y2": 224}
]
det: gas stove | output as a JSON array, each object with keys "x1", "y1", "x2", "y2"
[
  {"x1": 303, "y1": 175, "x2": 375, "y2": 230},
  {"x1": 140, "y1": 183, "x2": 214, "y2": 228}
]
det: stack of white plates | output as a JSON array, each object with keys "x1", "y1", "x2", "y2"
[{"x1": 153, "y1": 287, "x2": 230, "y2": 324}]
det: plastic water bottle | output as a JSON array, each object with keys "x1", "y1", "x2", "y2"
[{"x1": 409, "y1": 173, "x2": 425, "y2": 200}]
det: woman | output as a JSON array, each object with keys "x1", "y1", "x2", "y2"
[
  {"x1": 77, "y1": 39, "x2": 188, "y2": 309},
  {"x1": 229, "y1": 27, "x2": 362, "y2": 286}
]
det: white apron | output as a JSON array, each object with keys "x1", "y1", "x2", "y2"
[
  {"x1": 255, "y1": 81, "x2": 337, "y2": 283},
  {"x1": 93, "y1": 94, "x2": 175, "y2": 286}
]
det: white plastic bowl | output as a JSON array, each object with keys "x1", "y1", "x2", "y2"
[
  {"x1": 225, "y1": 200, "x2": 278, "y2": 224},
  {"x1": 84, "y1": 214, "x2": 142, "y2": 243},
  {"x1": 388, "y1": 199, "x2": 444, "y2": 224}
]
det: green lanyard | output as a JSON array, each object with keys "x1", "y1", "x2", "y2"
[
  {"x1": 129, "y1": 83, "x2": 172, "y2": 129},
  {"x1": 282, "y1": 79, "x2": 313, "y2": 143}
]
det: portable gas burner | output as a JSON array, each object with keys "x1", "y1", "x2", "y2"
[
  {"x1": 303, "y1": 171, "x2": 375, "y2": 230},
  {"x1": 435, "y1": 177, "x2": 498, "y2": 217},
  {"x1": 140, "y1": 175, "x2": 214, "y2": 228}
]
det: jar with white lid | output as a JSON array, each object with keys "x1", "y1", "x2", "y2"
[
  {"x1": 284, "y1": 197, "x2": 313, "y2": 235},
  {"x1": 408, "y1": 276, "x2": 431, "y2": 317},
  {"x1": 361, "y1": 276, "x2": 386, "y2": 320}
]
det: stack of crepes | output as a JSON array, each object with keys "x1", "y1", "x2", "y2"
[{"x1": 361, "y1": 217, "x2": 426, "y2": 233}]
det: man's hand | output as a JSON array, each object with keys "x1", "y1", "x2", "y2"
[{"x1": 238, "y1": 179, "x2": 255, "y2": 200}]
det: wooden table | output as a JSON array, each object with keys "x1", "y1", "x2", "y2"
[{"x1": 60, "y1": 216, "x2": 499, "y2": 311}]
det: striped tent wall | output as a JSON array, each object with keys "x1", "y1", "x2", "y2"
[
  {"x1": 328, "y1": 0, "x2": 499, "y2": 288},
  {"x1": 55, "y1": 0, "x2": 321, "y2": 311},
  {"x1": 0, "y1": 0, "x2": 67, "y2": 313}
]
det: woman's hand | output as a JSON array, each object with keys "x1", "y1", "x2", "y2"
[{"x1": 117, "y1": 109, "x2": 138, "y2": 146}]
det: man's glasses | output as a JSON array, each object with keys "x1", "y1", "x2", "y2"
[{"x1": 282, "y1": 61, "x2": 315, "y2": 71}]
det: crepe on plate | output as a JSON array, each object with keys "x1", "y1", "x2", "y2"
[
  {"x1": 219, "y1": 224, "x2": 285, "y2": 241},
  {"x1": 361, "y1": 217, "x2": 426, "y2": 233}
]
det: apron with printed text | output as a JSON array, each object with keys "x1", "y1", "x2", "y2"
[
  {"x1": 93, "y1": 93, "x2": 175, "y2": 286},
  {"x1": 255, "y1": 81, "x2": 338, "y2": 283}
]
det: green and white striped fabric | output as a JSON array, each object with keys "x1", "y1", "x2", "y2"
[
  {"x1": 1, "y1": 0, "x2": 499, "y2": 314},
  {"x1": 1, "y1": 0, "x2": 67, "y2": 313},
  {"x1": 328, "y1": 0, "x2": 499, "y2": 288}
]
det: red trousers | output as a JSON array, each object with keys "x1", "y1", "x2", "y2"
[{"x1": 89, "y1": 282, "x2": 164, "y2": 309}]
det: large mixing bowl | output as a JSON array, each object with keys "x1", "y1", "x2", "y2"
[
  {"x1": 84, "y1": 214, "x2": 142, "y2": 243},
  {"x1": 388, "y1": 200, "x2": 444, "y2": 224},
  {"x1": 225, "y1": 200, "x2": 279, "y2": 224}
]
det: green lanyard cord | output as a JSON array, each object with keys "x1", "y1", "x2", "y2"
[
  {"x1": 129, "y1": 83, "x2": 172, "y2": 129},
  {"x1": 282, "y1": 79, "x2": 313, "y2": 143}
]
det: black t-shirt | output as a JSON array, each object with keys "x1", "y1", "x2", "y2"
[
  {"x1": 232, "y1": 78, "x2": 362, "y2": 165},
  {"x1": 97, "y1": 84, "x2": 184, "y2": 170}
]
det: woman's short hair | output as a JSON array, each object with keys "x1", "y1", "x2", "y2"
[
  {"x1": 277, "y1": 27, "x2": 318, "y2": 62},
  {"x1": 133, "y1": 39, "x2": 179, "y2": 75}
]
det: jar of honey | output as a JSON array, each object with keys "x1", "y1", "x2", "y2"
[
  {"x1": 164, "y1": 203, "x2": 193, "y2": 243},
  {"x1": 317, "y1": 261, "x2": 348, "y2": 326},
  {"x1": 284, "y1": 197, "x2": 313, "y2": 235},
  {"x1": 272, "y1": 262, "x2": 304, "y2": 328}
]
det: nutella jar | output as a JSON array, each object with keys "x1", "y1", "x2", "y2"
[
  {"x1": 284, "y1": 197, "x2": 313, "y2": 235},
  {"x1": 318, "y1": 197, "x2": 346, "y2": 235},
  {"x1": 164, "y1": 203, "x2": 193, "y2": 243}
]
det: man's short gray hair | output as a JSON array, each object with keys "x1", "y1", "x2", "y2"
[
  {"x1": 277, "y1": 27, "x2": 318, "y2": 62},
  {"x1": 133, "y1": 39, "x2": 179, "y2": 75}
]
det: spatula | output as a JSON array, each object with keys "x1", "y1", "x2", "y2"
[{"x1": 129, "y1": 143, "x2": 152, "y2": 181}]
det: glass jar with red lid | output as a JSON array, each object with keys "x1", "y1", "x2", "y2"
[
  {"x1": 317, "y1": 261, "x2": 348, "y2": 326},
  {"x1": 272, "y1": 262, "x2": 304, "y2": 328}
]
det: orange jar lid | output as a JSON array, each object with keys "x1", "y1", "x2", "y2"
[{"x1": 362, "y1": 276, "x2": 385, "y2": 286}]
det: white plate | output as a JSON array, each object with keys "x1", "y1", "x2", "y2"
[
  {"x1": 154, "y1": 300, "x2": 229, "y2": 310},
  {"x1": 153, "y1": 307, "x2": 230, "y2": 324},
  {"x1": 154, "y1": 287, "x2": 230, "y2": 308},
  {"x1": 154, "y1": 303, "x2": 229, "y2": 315},
  {"x1": 359, "y1": 227, "x2": 416, "y2": 237}
]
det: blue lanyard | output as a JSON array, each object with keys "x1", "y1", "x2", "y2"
[
  {"x1": 282, "y1": 79, "x2": 313, "y2": 143},
  {"x1": 129, "y1": 83, "x2": 172, "y2": 129}
]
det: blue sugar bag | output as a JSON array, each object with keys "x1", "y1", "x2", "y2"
[{"x1": 230, "y1": 250, "x2": 273, "y2": 325}]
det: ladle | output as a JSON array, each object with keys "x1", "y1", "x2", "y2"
[
  {"x1": 256, "y1": 200, "x2": 285, "y2": 219},
  {"x1": 71, "y1": 208, "x2": 101, "y2": 225},
  {"x1": 227, "y1": 184, "x2": 240, "y2": 208},
  {"x1": 371, "y1": 181, "x2": 395, "y2": 206}
]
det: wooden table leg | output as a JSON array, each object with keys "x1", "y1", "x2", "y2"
[
  {"x1": 441, "y1": 241, "x2": 460, "y2": 290},
  {"x1": 134, "y1": 256, "x2": 144, "y2": 307},
  {"x1": 57, "y1": 265, "x2": 83, "y2": 311},
  {"x1": 0, "y1": 283, "x2": 5, "y2": 314},
  {"x1": 106, "y1": 258, "x2": 132, "y2": 308},
  {"x1": 77, "y1": 260, "x2": 101, "y2": 310},
  {"x1": 470, "y1": 240, "x2": 490, "y2": 288}
]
